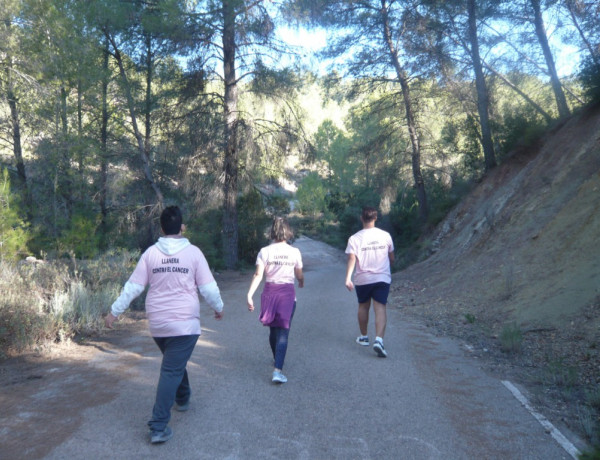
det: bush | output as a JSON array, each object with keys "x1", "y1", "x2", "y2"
[
  {"x1": 0, "y1": 249, "x2": 139, "y2": 357},
  {"x1": 58, "y1": 212, "x2": 102, "y2": 259},
  {"x1": 495, "y1": 108, "x2": 546, "y2": 158},
  {"x1": 237, "y1": 189, "x2": 271, "y2": 265}
]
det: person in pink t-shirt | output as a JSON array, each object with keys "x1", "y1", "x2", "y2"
[
  {"x1": 105, "y1": 206, "x2": 224, "y2": 444},
  {"x1": 247, "y1": 217, "x2": 304, "y2": 384},
  {"x1": 345, "y1": 207, "x2": 394, "y2": 358}
]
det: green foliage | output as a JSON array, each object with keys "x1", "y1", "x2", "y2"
[
  {"x1": 390, "y1": 186, "x2": 421, "y2": 249},
  {"x1": 423, "y1": 171, "x2": 471, "y2": 228},
  {"x1": 494, "y1": 106, "x2": 546, "y2": 158},
  {"x1": 580, "y1": 57, "x2": 600, "y2": 104},
  {"x1": 578, "y1": 445, "x2": 600, "y2": 460},
  {"x1": 336, "y1": 186, "x2": 381, "y2": 235},
  {"x1": 58, "y1": 212, "x2": 102, "y2": 259},
  {"x1": 237, "y1": 189, "x2": 271, "y2": 265},
  {"x1": 265, "y1": 193, "x2": 291, "y2": 216},
  {"x1": 314, "y1": 120, "x2": 356, "y2": 192},
  {"x1": 0, "y1": 169, "x2": 30, "y2": 262},
  {"x1": 460, "y1": 115, "x2": 486, "y2": 178},
  {"x1": 187, "y1": 209, "x2": 224, "y2": 271},
  {"x1": 296, "y1": 172, "x2": 328, "y2": 218}
]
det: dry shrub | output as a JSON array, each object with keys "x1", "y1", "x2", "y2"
[{"x1": 0, "y1": 249, "x2": 139, "y2": 357}]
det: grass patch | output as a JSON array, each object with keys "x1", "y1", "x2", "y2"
[
  {"x1": 541, "y1": 357, "x2": 579, "y2": 389},
  {"x1": 464, "y1": 313, "x2": 476, "y2": 324},
  {"x1": 499, "y1": 322, "x2": 523, "y2": 353},
  {"x1": 587, "y1": 387, "x2": 600, "y2": 410}
]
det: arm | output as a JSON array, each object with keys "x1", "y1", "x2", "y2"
[
  {"x1": 105, "y1": 281, "x2": 145, "y2": 328},
  {"x1": 389, "y1": 251, "x2": 395, "y2": 265},
  {"x1": 247, "y1": 264, "x2": 265, "y2": 312},
  {"x1": 345, "y1": 253, "x2": 356, "y2": 291},
  {"x1": 198, "y1": 281, "x2": 224, "y2": 320},
  {"x1": 295, "y1": 267, "x2": 304, "y2": 288}
]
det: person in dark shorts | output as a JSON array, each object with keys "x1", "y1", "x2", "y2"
[{"x1": 344, "y1": 207, "x2": 394, "y2": 357}]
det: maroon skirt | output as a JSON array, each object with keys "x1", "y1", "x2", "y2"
[{"x1": 259, "y1": 282, "x2": 296, "y2": 328}]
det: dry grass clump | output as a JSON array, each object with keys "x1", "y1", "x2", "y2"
[{"x1": 0, "y1": 249, "x2": 138, "y2": 357}]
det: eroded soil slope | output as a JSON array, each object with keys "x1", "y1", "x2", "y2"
[{"x1": 392, "y1": 104, "x2": 600, "y2": 440}]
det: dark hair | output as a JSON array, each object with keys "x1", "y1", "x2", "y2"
[
  {"x1": 160, "y1": 206, "x2": 183, "y2": 236},
  {"x1": 361, "y1": 206, "x2": 378, "y2": 223},
  {"x1": 270, "y1": 217, "x2": 293, "y2": 242}
]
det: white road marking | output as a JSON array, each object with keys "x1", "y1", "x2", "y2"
[{"x1": 502, "y1": 380, "x2": 581, "y2": 459}]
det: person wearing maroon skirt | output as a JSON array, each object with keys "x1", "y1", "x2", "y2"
[{"x1": 247, "y1": 217, "x2": 304, "y2": 384}]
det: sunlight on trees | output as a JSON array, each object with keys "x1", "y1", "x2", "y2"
[{"x1": 0, "y1": 0, "x2": 596, "y2": 267}]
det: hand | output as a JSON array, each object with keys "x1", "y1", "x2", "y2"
[
  {"x1": 345, "y1": 280, "x2": 354, "y2": 292},
  {"x1": 247, "y1": 299, "x2": 255, "y2": 312},
  {"x1": 214, "y1": 310, "x2": 224, "y2": 320},
  {"x1": 105, "y1": 312, "x2": 118, "y2": 329},
  {"x1": 297, "y1": 279, "x2": 304, "y2": 288}
]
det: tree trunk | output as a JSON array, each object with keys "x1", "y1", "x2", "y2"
[
  {"x1": 4, "y1": 54, "x2": 31, "y2": 214},
  {"x1": 104, "y1": 28, "x2": 164, "y2": 211},
  {"x1": 60, "y1": 85, "x2": 73, "y2": 218},
  {"x1": 99, "y1": 42, "x2": 110, "y2": 243},
  {"x1": 530, "y1": 0, "x2": 570, "y2": 118},
  {"x1": 467, "y1": 0, "x2": 496, "y2": 171},
  {"x1": 381, "y1": 0, "x2": 428, "y2": 223},
  {"x1": 144, "y1": 33, "x2": 153, "y2": 159},
  {"x1": 564, "y1": 0, "x2": 599, "y2": 65},
  {"x1": 222, "y1": 0, "x2": 239, "y2": 269},
  {"x1": 77, "y1": 78, "x2": 84, "y2": 202}
]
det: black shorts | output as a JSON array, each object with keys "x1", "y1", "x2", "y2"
[{"x1": 355, "y1": 282, "x2": 391, "y2": 305}]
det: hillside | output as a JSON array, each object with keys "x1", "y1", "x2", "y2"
[{"x1": 392, "y1": 104, "x2": 600, "y2": 442}]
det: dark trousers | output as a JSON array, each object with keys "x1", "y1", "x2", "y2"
[{"x1": 148, "y1": 334, "x2": 199, "y2": 432}]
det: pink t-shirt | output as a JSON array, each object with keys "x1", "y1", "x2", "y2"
[
  {"x1": 129, "y1": 242, "x2": 216, "y2": 337},
  {"x1": 256, "y1": 242, "x2": 303, "y2": 284},
  {"x1": 345, "y1": 227, "x2": 394, "y2": 286}
]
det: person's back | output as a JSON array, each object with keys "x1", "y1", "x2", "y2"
[
  {"x1": 105, "y1": 205, "x2": 224, "y2": 444},
  {"x1": 258, "y1": 241, "x2": 302, "y2": 285},
  {"x1": 345, "y1": 207, "x2": 394, "y2": 358},
  {"x1": 131, "y1": 237, "x2": 216, "y2": 337},
  {"x1": 346, "y1": 226, "x2": 393, "y2": 285}
]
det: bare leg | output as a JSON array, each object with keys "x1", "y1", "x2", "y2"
[
  {"x1": 357, "y1": 301, "x2": 371, "y2": 336},
  {"x1": 373, "y1": 301, "x2": 387, "y2": 339}
]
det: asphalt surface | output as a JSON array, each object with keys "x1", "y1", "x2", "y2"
[{"x1": 3, "y1": 237, "x2": 577, "y2": 459}]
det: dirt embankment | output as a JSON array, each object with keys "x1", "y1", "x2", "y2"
[{"x1": 391, "y1": 104, "x2": 600, "y2": 441}]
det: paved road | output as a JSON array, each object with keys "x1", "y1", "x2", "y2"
[{"x1": 1, "y1": 237, "x2": 576, "y2": 459}]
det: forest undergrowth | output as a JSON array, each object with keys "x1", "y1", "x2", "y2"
[{"x1": 0, "y1": 250, "x2": 139, "y2": 358}]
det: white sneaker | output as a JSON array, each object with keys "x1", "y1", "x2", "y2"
[
  {"x1": 373, "y1": 340, "x2": 387, "y2": 358},
  {"x1": 356, "y1": 336, "x2": 369, "y2": 346},
  {"x1": 272, "y1": 370, "x2": 287, "y2": 383}
]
